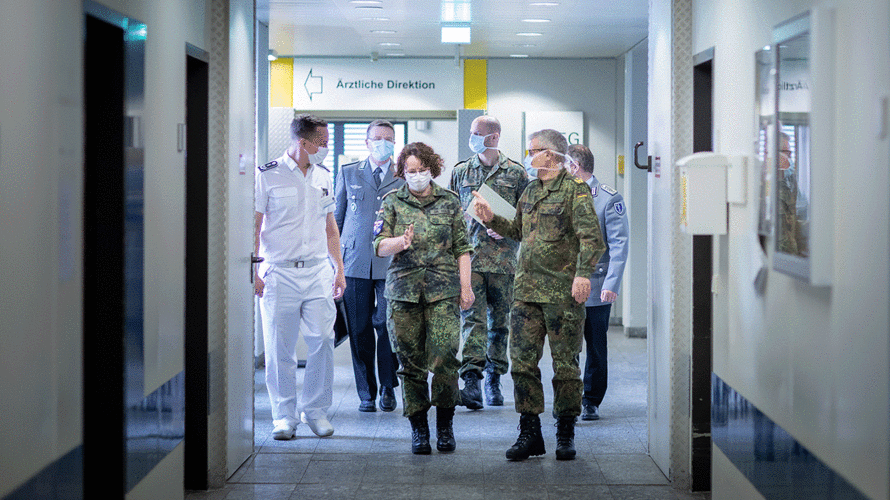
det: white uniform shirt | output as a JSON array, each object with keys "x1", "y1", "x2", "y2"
[{"x1": 255, "y1": 151, "x2": 335, "y2": 264}]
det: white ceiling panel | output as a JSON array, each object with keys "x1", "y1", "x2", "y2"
[{"x1": 259, "y1": 0, "x2": 647, "y2": 59}]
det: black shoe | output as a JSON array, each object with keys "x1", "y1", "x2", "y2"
[
  {"x1": 435, "y1": 407, "x2": 456, "y2": 452},
  {"x1": 359, "y1": 400, "x2": 376, "y2": 412},
  {"x1": 581, "y1": 404, "x2": 599, "y2": 421},
  {"x1": 380, "y1": 387, "x2": 397, "y2": 412},
  {"x1": 505, "y1": 413, "x2": 546, "y2": 461},
  {"x1": 459, "y1": 372, "x2": 484, "y2": 410},
  {"x1": 485, "y1": 372, "x2": 504, "y2": 406},
  {"x1": 408, "y1": 413, "x2": 431, "y2": 455},
  {"x1": 555, "y1": 416, "x2": 577, "y2": 460}
]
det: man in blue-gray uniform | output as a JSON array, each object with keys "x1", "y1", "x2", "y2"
[
  {"x1": 335, "y1": 120, "x2": 405, "y2": 413},
  {"x1": 566, "y1": 144, "x2": 629, "y2": 421}
]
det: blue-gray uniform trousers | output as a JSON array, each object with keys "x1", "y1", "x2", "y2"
[
  {"x1": 582, "y1": 304, "x2": 611, "y2": 407},
  {"x1": 344, "y1": 276, "x2": 398, "y2": 403}
]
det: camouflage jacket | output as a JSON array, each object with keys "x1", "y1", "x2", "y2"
[
  {"x1": 449, "y1": 152, "x2": 528, "y2": 274},
  {"x1": 486, "y1": 169, "x2": 605, "y2": 303},
  {"x1": 373, "y1": 182, "x2": 472, "y2": 303}
]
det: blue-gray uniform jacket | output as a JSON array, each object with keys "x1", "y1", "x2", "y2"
[
  {"x1": 335, "y1": 157, "x2": 405, "y2": 280},
  {"x1": 584, "y1": 175, "x2": 629, "y2": 307}
]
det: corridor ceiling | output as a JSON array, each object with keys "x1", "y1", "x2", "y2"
[{"x1": 258, "y1": 0, "x2": 648, "y2": 59}]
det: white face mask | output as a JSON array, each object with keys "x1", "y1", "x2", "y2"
[
  {"x1": 405, "y1": 170, "x2": 432, "y2": 192},
  {"x1": 306, "y1": 144, "x2": 328, "y2": 165},
  {"x1": 369, "y1": 139, "x2": 395, "y2": 162},
  {"x1": 468, "y1": 133, "x2": 493, "y2": 154}
]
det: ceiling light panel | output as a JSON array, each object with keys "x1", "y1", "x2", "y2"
[{"x1": 441, "y1": 0, "x2": 472, "y2": 22}]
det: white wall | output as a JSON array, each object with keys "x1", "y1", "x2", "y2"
[
  {"x1": 689, "y1": 0, "x2": 890, "y2": 498},
  {"x1": 0, "y1": 1, "x2": 84, "y2": 495},
  {"x1": 487, "y1": 58, "x2": 619, "y2": 186}
]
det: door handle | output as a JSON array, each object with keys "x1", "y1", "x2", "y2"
[
  {"x1": 250, "y1": 253, "x2": 264, "y2": 284},
  {"x1": 634, "y1": 141, "x2": 651, "y2": 172}
]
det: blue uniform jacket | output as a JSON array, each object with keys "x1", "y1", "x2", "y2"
[
  {"x1": 585, "y1": 175, "x2": 629, "y2": 307},
  {"x1": 335, "y1": 157, "x2": 405, "y2": 280}
]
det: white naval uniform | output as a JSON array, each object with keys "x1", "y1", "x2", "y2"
[{"x1": 256, "y1": 151, "x2": 336, "y2": 427}]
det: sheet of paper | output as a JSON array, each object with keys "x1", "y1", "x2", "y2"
[{"x1": 467, "y1": 183, "x2": 516, "y2": 225}]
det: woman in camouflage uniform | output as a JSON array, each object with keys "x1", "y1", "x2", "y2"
[{"x1": 374, "y1": 142, "x2": 475, "y2": 454}]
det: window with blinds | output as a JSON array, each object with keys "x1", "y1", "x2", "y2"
[{"x1": 321, "y1": 121, "x2": 407, "y2": 187}]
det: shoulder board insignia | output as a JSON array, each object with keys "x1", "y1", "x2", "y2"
[
  {"x1": 592, "y1": 184, "x2": 599, "y2": 197},
  {"x1": 258, "y1": 161, "x2": 278, "y2": 172},
  {"x1": 442, "y1": 187, "x2": 460, "y2": 197},
  {"x1": 316, "y1": 164, "x2": 330, "y2": 172},
  {"x1": 381, "y1": 189, "x2": 398, "y2": 199},
  {"x1": 601, "y1": 184, "x2": 618, "y2": 196}
]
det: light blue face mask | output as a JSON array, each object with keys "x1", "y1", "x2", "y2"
[
  {"x1": 524, "y1": 149, "x2": 572, "y2": 179},
  {"x1": 468, "y1": 133, "x2": 494, "y2": 154},
  {"x1": 369, "y1": 139, "x2": 395, "y2": 162}
]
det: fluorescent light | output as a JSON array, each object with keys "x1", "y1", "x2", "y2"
[
  {"x1": 529, "y1": 2, "x2": 560, "y2": 5},
  {"x1": 350, "y1": 0, "x2": 382, "y2": 4},
  {"x1": 441, "y1": 25, "x2": 471, "y2": 44},
  {"x1": 386, "y1": 53, "x2": 406, "y2": 57},
  {"x1": 379, "y1": 42, "x2": 401, "y2": 46},
  {"x1": 361, "y1": 17, "x2": 390, "y2": 21},
  {"x1": 441, "y1": 0, "x2": 472, "y2": 23},
  {"x1": 521, "y1": 18, "x2": 551, "y2": 23},
  {"x1": 517, "y1": 32, "x2": 543, "y2": 37},
  {"x1": 515, "y1": 43, "x2": 537, "y2": 47},
  {"x1": 371, "y1": 30, "x2": 396, "y2": 34},
  {"x1": 510, "y1": 54, "x2": 529, "y2": 58}
]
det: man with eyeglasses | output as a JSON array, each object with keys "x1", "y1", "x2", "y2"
[
  {"x1": 254, "y1": 114, "x2": 346, "y2": 440},
  {"x1": 472, "y1": 129, "x2": 605, "y2": 461},
  {"x1": 335, "y1": 120, "x2": 405, "y2": 413},
  {"x1": 450, "y1": 115, "x2": 528, "y2": 410}
]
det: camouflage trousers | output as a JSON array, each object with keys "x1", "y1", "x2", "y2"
[
  {"x1": 458, "y1": 271, "x2": 513, "y2": 378},
  {"x1": 388, "y1": 297, "x2": 461, "y2": 417},
  {"x1": 510, "y1": 299, "x2": 585, "y2": 417}
]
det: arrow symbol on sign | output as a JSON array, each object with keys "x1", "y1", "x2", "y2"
[{"x1": 305, "y1": 69, "x2": 323, "y2": 101}]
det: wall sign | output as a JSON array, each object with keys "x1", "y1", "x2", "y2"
[
  {"x1": 292, "y1": 59, "x2": 462, "y2": 110},
  {"x1": 522, "y1": 111, "x2": 584, "y2": 152}
]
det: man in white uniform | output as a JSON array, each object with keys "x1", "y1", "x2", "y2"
[{"x1": 254, "y1": 114, "x2": 347, "y2": 440}]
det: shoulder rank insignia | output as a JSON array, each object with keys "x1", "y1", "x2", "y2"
[
  {"x1": 601, "y1": 184, "x2": 618, "y2": 196},
  {"x1": 573, "y1": 177, "x2": 585, "y2": 184},
  {"x1": 258, "y1": 161, "x2": 278, "y2": 172}
]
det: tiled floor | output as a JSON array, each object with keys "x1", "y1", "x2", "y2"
[{"x1": 186, "y1": 326, "x2": 711, "y2": 500}]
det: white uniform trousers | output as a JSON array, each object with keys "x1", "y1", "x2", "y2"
[{"x1": 260, "y1": 263, "x2": 335, "y2": 427}]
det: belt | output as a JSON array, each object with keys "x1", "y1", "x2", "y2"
[{"x1": 271, "y1": 257, "x2": 326, "y2": 269}]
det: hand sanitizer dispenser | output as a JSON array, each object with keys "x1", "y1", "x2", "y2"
[{"x1": 677, "y1": 152, "x2": 728, "y2": 235}]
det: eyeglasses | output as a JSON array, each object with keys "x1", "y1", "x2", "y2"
[{"x1": 528, "y1": 148, "x2": 548, "y2": 155}]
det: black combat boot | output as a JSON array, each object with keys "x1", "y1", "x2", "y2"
[
  {"x1": 435, "y1": 406, "x2": 456, "y2": 452},
  {"x1": 555, "y1": 416, "x2": 577, "y2": 460},
  {"x1": 459, "y1": 372, "x2": 484, "y2": 410},
  {"x1": 485, "y1": 371, "x2": 504, "y2": 406},
  {"x1": 505, "y1": 413, "x2": 546, "y2": 461},
  {"x1": 408, "y1": 413, "x2": 431, "y2": 455}
]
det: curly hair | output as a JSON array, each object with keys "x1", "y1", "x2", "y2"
[{"x1": 395, "y1": 142, "x2": 442, "y2": 179}]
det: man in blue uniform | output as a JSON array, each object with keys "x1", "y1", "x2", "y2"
[
  {"x1": 566, "y1": 144, "x2": 629, "y2": 422},
  {"x1": 335, "y1": 120, "x2": 405, "y2": 412}
]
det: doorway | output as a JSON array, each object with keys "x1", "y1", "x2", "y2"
[
  {"x1": 83, "y1": 11, "x2": 127, "y2": 498},
  {"x1": 184, "y1": 45, "x2": 210, "y2": 490},
  {"x1": 691, "y1": 47, "x2": 714, "y2": 492}
]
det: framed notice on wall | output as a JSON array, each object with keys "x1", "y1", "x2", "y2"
[{"x1": 521, "y1": 111, "x2": 584, "y2": 154}]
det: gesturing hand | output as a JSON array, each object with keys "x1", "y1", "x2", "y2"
[
  {"x1": 471, "y1": 191, "x2": 494, "y2": 223},
  {"x1": 400, "y1": 223, "x2": 414, "y2": 251}
]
